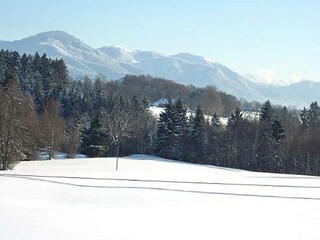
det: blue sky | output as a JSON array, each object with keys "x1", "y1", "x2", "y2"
[{"x1": 0, "y1": 0, "x2": 319, "y2": 83}]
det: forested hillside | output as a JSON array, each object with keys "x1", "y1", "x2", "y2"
[
  {"x1": 77, "y1": 74, "x2": 242, "y2": 117},
  {"x1": 1, "y1": 50, "x2": 320, "y2": 176}
]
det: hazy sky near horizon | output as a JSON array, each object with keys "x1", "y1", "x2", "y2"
[{"x1": 0, "y1": 0, "x2": 319, "y2": 83}]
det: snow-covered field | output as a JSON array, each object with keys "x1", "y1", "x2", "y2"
[{"x1": 1, "y1": 155, "x2": 320, "y2": 240}]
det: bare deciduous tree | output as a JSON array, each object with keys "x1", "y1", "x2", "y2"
[
  {"x1": 105, "y1": 96, "x2": 131, "y2": 171},
  {"x1": 64, "y1": 114, "x2": 85, "y2": 158},
  {"x1": 0, "y1": 79, "x2": 36, "y2": 170},
  {"x1": 39, "y1": 100, "x2": 65, "y2": 159}
]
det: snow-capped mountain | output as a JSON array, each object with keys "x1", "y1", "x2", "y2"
[
  {"x1": 0, "y1": 31, "x2": 130, "y2": 79},
  {"x1": 99, "y1": 47, "x2": 263, "y2": 100},
  {"x1": 0, "y1": 30, "x2": 319, "y2": 108}
]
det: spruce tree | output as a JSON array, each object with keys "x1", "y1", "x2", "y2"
[
  {"x1": 81, "y1": 112, "x2": 109, "y2": 157},
  {"x1": 256, "y1": 101, "x2": 286, "y2": 173},
  {"x1": 174, "y1": 97, "x2": 188, "y2": 160},
  {"x1": 260, "y1": 100, "x2": 272, "y2": 121},
  {"x1": 256, "y1": 101, "x2": 274, "y2": 172},
  {"x1": 188, "y1": 106, "x2": 207, "y2": 163},
  {"x1": 307, "y1": 102, "x2": 320, "y2": 130},
  {"x1": 155, "y1": 99, "x2": 181, "y2": 160},
  {"x1": 226, "y1": 107, "x2": 246, "y2": 168},
  {"x1": 271, "y1": 116, "x2": 286, "y2": 172}
]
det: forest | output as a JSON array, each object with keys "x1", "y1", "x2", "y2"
[{"x1": 1, "y1": 49, "x2": 320, "y2": 176}]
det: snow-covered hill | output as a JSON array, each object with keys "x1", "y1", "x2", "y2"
[
  {"x1": 1, "y1": 155, "x2": 320, "y2": 240},
  {"x1": 1, "y1": 30, "x2": 320, "y2": 108},
  {"x1": 0, "y1": 31, "x2": 129, "y2": 79}
]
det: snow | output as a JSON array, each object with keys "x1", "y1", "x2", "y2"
[
  {"x1": 1, "y1": 154, "x2": 320, "y2": 240},
  {"x1": 148, "y1": 106, "x2": 249, "y2": 127},
  {"x1": 37, "y1": 151, "x2": 87, "y2": 160},
  {"x1": 219, "y1": 117, "x2": 229, "y2": 126},
  {"x1": 242, "y1": 111, "x2": 260, "y2": 121},
  {"x1": 148, "y1": 106, "x2": 165, "y2": 118},
  {"x1": 170, "y1": 53, "x2": 216, "y2": 66}
]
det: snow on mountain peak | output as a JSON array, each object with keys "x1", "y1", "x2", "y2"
[
  {"x1": 112, "y1": 45, "x2": 134, "y2": 53},
  {"x1": 99, "y1": 45, "x2": 138, "y2": 64},
  {"x1": 204, "y1": 56, "x2": 215, "y2": 63},
  {"x1": 20, "y1": 30, "x2": 82, "y2": 46},
  {"x1": 170, "y1": 52, "x2": 216, "y2": 66}
]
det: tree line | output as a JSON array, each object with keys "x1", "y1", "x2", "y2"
[
  {"x1": 155, "y1": 98, "x2": 320, "y2": 176},
  {"x1": 1, "y1": 49, "x2": 320, "y2": 176}
]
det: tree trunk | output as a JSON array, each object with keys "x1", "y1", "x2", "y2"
[{"x1": 116, "y1": 139, "x2": 120, "y2": 171}]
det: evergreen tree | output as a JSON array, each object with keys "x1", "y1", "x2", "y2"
[
  {"x1": 307, "y1": 102, "x2": 320, "y2": 130},
  {"x1": 122, "y1": 96, "x2": 155, "y2": 155},
  {"x1": 81, "y1": 112, "x2": 109, "y2": 157},
  {"x1": 256, "y1": 101, "x2": 286, "y2": 173},
  {"x1": 256, "y1": 101, "x2": 274, "y2": 172},
  {"x1": 173, "y1": 97, "x2": 189, "y2": 160},
  {"x1": 260, "y1": 100, "x2": 272, "y2": 121},
  {"x1": 300, "y1": 107, "x2": 309, "y2": 129},
  {"x1": 225, "y1": 107, "x2": 246, "y2": 168},
  {"x1": 227, "y1": 107, "x2": 243, "y2": 130},
  {"x1": 174, "y1": 97, "x2": 188, "y2": 135},
  {"x1": 188, "y1": 106, "x2": 207, "y2": 163},
  {"x1": 81, "y1": 77, "x2": 94, "y2": 114},
  {"x1": 155, "y1": 99, "x2": 181, "y2": 159},
  {"x1": 270, "y1": 116, "x2": 286, "y2": 172}
]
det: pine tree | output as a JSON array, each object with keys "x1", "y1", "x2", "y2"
[
  {"x1": 227, "y1": 107, "x2": 243, "y2": 130},
  {"x1": 271, "y1": 116, "x2": 286, "y2": 172},
  {"x1": 155, "y1": 99, "x2": 181, "y2": 160},
  {"x1": 256, "y1": 101, "x2": 274, "y2": 172},
  {"x1": 173, "y1": 97, "x2": 188, "y2": 160},
  {"x1": 81, "y1": 77, "x2": 94, "y2": 114},
  {"x1": 174, "y1": 98, "x2": 188, "y2": 135},
  {"x1": 260, "y1": 100, "x2": 272, "y2": 121},
  {"x1": 272, "y1": 117, "x2": 286, "y2": 143},
  {"x1": 122, "y1": 96, "x2": 155, "y2": 155},
  {"x1": 300, "y1": 107, "x2": 309, "y2": 129},
  {"x1": 81, "y1": 112, "x2": 109, "y2": 157},
  {"x1": 225, "y1": 107, "x2": 246, "y2": 168},
  {"x1": 256, "y1": 101, "x2": 286, "y2": 173},
  {"x1": 307, "y1": 102, "x2": 320, "y2": 130},
  {"x1": 188, "y1": 106, "x2": 207, "y2": 163}
]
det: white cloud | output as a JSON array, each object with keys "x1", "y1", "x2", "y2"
[
  {"x1": 288, "y1": 74, "x2": 302, "y2": 84},
  {"x1": 254, "y1": 69, "x2": 280, "y2": 84},
  {"x1": 247, "y1": 69, "x2": 303, "y2": 86}
]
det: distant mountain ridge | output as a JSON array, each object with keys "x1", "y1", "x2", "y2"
[{"x1": 1, "y1": 30, "x2": 319, "y2": 108}]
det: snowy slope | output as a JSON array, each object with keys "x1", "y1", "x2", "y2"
[
  {"x1": 99, "y1": 45, "x2": 137, "y2": 64},
  {"x1": 0, "y1": 31, "x2": 129, "y2": 79},
  {"x1": 170, "y1": 52, "x2": 216, "y2": 67},
  {"x1": 1, "y1": 155, "x2": 320, "y2": 240}
]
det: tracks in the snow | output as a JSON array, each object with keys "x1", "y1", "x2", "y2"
[
  {"x1": 1, "y1": 173, "x2": 320, "y2": 189},
  {"x1": 1, "y1": 173, "x2": 320, "y2": 201}
]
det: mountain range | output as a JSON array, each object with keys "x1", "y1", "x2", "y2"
[{"x1": 0, "y1": 30, "x2": 319, "y2": 108}]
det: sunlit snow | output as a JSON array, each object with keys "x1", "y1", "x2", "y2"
[{"x1": 1, "y1": 155, "x2": 320, "y2": 240}]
